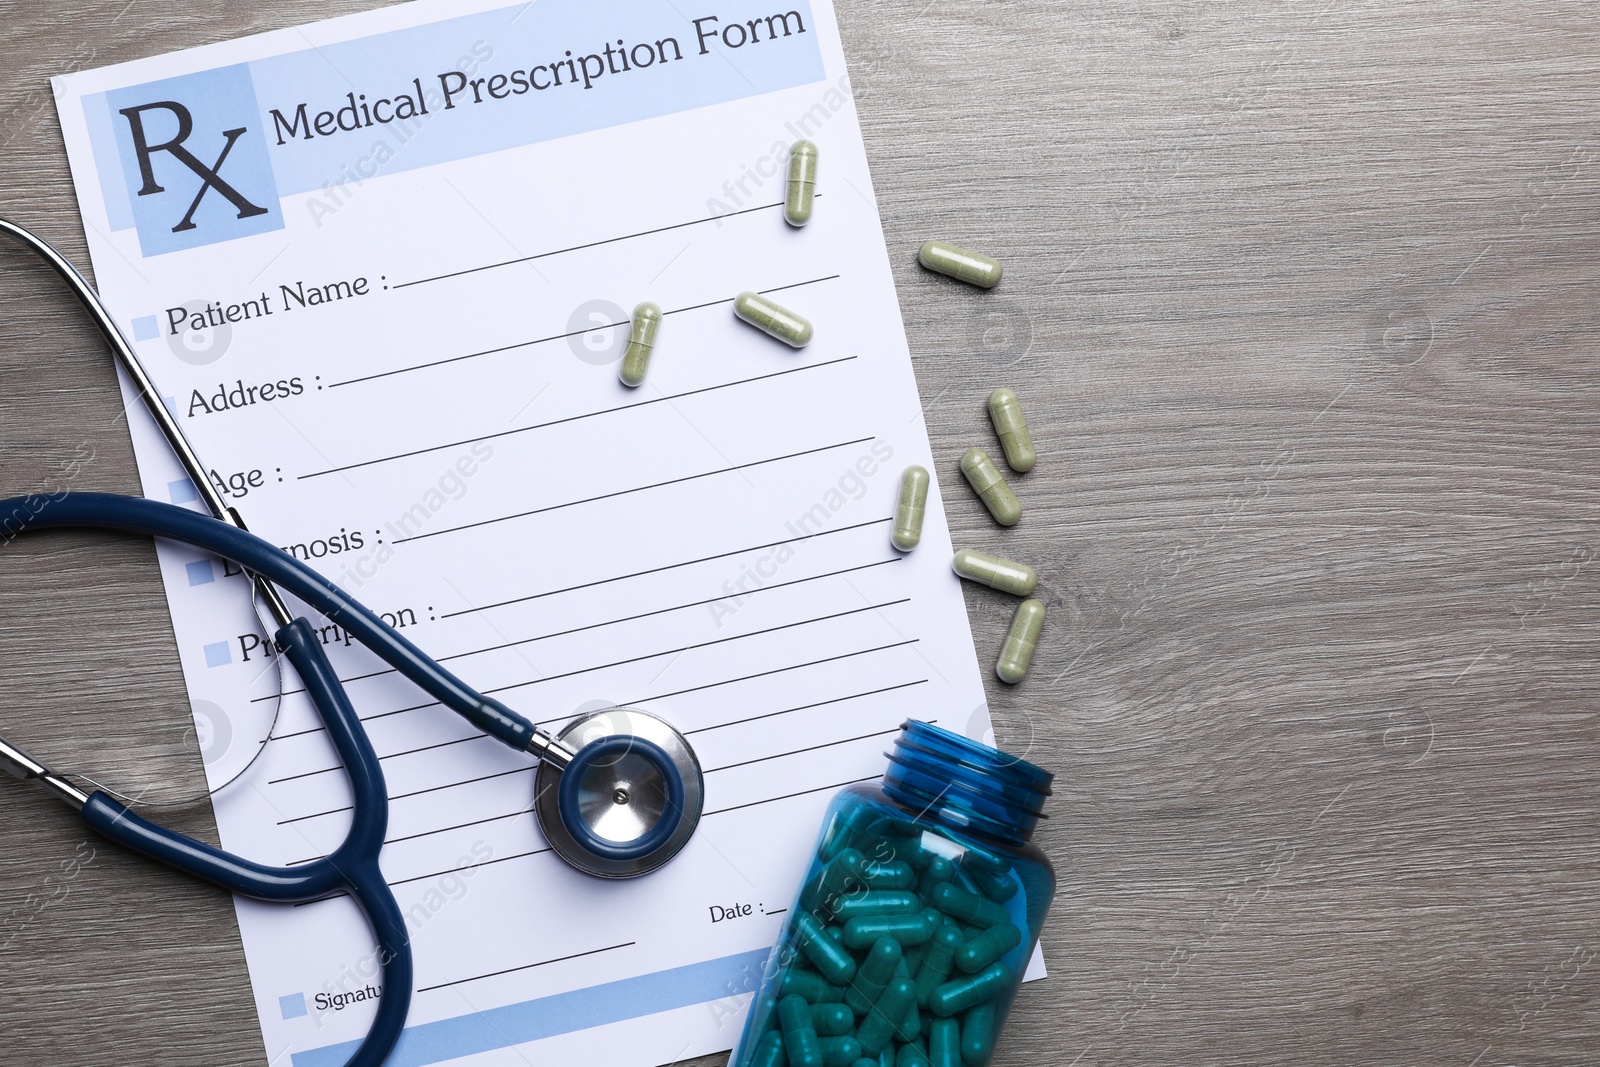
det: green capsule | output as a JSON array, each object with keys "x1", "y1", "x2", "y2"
[
  {"x1": 965, "y1": 864, "x2": 1018, "y2": 904},
  {"x1": 930, "y1": 882, "x2": 1009, "y2": 929},
  {"x1": 819, "y1": 806, "x2": 878, "y2": 862},
  {"x1": 782, "y1": 968, "x2": 847, "y2": 1004},
  {"x1": 863, "y1": 860, "x2": 917, "y2": 890},
  {"x1": 917, "y1": 241, "x2": 1003, "y2": 289},
  {"x1": 958, "y1": 844, "x2": 1010, "y2": 878},
  {"x1": 917, "y1": 856, "x2": 955, "y2": 899},
  {"x1": 735, "y1": 290, "x2": 813, "y2": 347},
  {"x1": 843, "y1": 912, "x2": 937, "y2": 950},
  {"x1": 819, "y1": 1036, "x2": 862, "y2": 1067},
  {"x1": 929, "y1": 1016, "x2": 961, "y2": 1067},
  {"x1": 959, "y1": 448, "x2": 1021, "y2": 526},
  {"x1": 805, "y1": 848, "x2": 868, "y2": 920},
  {"x1": 851, "y1": 1061, "x2": 879, "y2": 1067},
  {"x1": 748, "y1": 1029, "x2": 786, "y2": 1067},
  {"x1": 913, "y1": 924, "x2": 964, "y2": 1009},
  {"x1": 781, "y1": 993, "x2": 825, "y2": 1067},
  {"x1": 797, "y1": 913, "x2": 858, "y2": 984},
  {"x1": 811, "y1": 1001, "x2": 855, "y2": 1036},
  {"x1": 951, "y1": 549, "x2": 1037, "y2": 596},
  {"x1": 833, "y1": 891, "x2": 921, "y2": 921},
  {"x1": 985, "y1": 388, "x2": 1035, "y2": 473},
  {"x1": 786, "y1": 140, "x2": 819, "y2": 227},
  {"x1": 857, "y1": 976, "x2": 918, "y2": 1055},
  {"x1": 892, "y1": 465, "x2": 929, "y2": 551},
  {"x1": 846, "y1": 937, "x2": 903, "y2": 1015},
  {"x1": 995, "y1": 598, "x2": 1045, "y2": 684},
  {"x1": 954, "y1": 922, "x2": 1022, "y2": 973},
  {"x1": 927, "y1": 963, "x2": 1009, "y2": 1017},
  {"x1": 900, "y1": 1000, "x2": 924, "y2": 1043},
  {"x1": 619, "y1": 301, "x2": 661, "y2": 387},
  {"x1": 897, "y1": 1040, "x2": 932, "y2": 1067},
  {"x1": 960, "y1": 1001, "x2": 996, "y2": 1064}
]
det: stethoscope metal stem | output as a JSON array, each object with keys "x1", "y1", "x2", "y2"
[
  {"x1": 0, "y1": 218, "x2": 294, "y2": 628},
  {"x1": 0, "y1": 735, "x2": 91, "y2": 809}
]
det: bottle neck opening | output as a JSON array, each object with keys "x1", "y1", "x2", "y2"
[{"x1": 881, "y1": 719, "x2": 1053, "y2": 847}]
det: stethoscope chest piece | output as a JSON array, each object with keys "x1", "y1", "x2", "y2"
[{"x1": 535, "y1": 708, "x2": 703, "y2": 879}]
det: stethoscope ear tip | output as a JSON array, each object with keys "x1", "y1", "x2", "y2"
[{"x1": 534, "y1": 708, "x2": 703, "y2": 879}]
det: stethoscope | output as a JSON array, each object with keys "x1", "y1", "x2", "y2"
[{"x1": 0, "y1": 218, "x2": 704, "y2": 1067}]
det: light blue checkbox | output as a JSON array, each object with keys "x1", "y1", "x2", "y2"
[
  {"x1": 203, "y1": 641, "x2": 232, "y2": 668},
  {"x1": 279, "y1": 992, "x2": 307, "y2": 1020},
  {"x1": 131, "y1": 315, "x2": 159, "y2": 342},
  {"x1": 168, "y1": 478, "x2": 199, "y2": 504},
  {"x1": 185, "y1": 560, "x2": 215, "y2": 586}
]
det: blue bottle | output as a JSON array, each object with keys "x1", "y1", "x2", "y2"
[{"x1": 730, "y1": 720, "x2": 1055, "y2": 1067}]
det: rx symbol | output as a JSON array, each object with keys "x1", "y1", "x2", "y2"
[{"x1": 119, "y1": 100, "x2": 269, "y2": 233}]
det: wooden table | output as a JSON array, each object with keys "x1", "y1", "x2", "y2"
[{"x1": 1, "y1": 1, "x2": 1595, "y2": 1063}]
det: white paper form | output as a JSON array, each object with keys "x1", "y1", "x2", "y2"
[{"x1": 52, "y1": 1, "x2": 1017, "y2": 1064}]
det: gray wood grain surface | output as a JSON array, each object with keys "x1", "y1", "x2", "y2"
[{"x1": 1, "y1": 1, "x2": 1596, "y2": 1064}]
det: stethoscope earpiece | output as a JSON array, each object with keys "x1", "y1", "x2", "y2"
[{"x1": 536, "y1": 708, "x2": 703, "y2": 879}]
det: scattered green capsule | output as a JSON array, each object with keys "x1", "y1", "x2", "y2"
[
  {"x1": 833, "y1": 890, "x2": 921, "y2": 920},
  {"x1": 961, "y1": 1001, "x2": 996, "y2": 1064},
  {"x1": 898, "y1": 1044, "x2": 932, "y2": 1067},
  {"x1": 797, "y1": 913, "x2": 858, "y2": 984},
  {"x1": 913, "y1": 924, "x2": 964, "y2": 1009},
  {"x1": 843, "y1": 912, "x2": 937, "y2": 950},
  {"x1": 786, "y1": 140, "x2": 819, "y2": 226},
  {"x1": 954, "y1": 922, "x2": 1022, "y2": 973},
  {"x1": 892, "y1": 465, "x2": 929, "y2": 551},
  {"x1": 927, "y1": 962, "x2": 1010, "y2": 1017},
  {"x1": 847, "y1": 937, "x2": 903, "y2": 1015},
  {"x1": 811, "y1": 1002, "x2": 855, "y2": 1036},
  {"x1": 929, "y1": 1016, "x2": 961, "y2": 1067},
  {"x1": 619, "y1": 301, "x2": 661, "y2": 387},
  {"x1": 996, "y1": 598, "x2": 1045, "y2": 684},
  {"x1": 960, "y1": 448, "x2": 1021, "y2": 526},
  {"x1": 986, "y1": 388, "x2": 1035, "y2": 473},
  {"x1": 930, "y1": 883, "x2": 1009, "y2": 929},
  {"x1": 917, "y1": 241, "x2": 1003, "y2": 289},
  {"x1": 851, "y1": 1060, "x2": 879, "y2": 1067},
  {"x1": 951, "y1": 549, "x2": 1037, "y2": 596},
  {"x1": 863, "y1": 860, "x2": 917, "y2": 890},
  {"x1": 819, "y1": 1036, "x2": 862, "y2": 1067},
  {"x1": 857, "y1": 976, "x2": 918, "y2": 1055},
  {"x1": 780, "y1": 994, "x2": 825, "y2": 1067},
  {"x1": 735, "y1": 290, "x2": 813, "y2": 347},
  {"x1": 748, "y1": 1029, "x2": 786, "y2": 1067},
  {"x1": 781, "y1": 968, "x2": 847, "y2": 1004}
]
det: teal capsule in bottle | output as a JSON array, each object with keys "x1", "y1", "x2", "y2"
[
  {"x1": 729, "y1": 722, "x2": 1055, "y2": 1067},
  {"x1": 735, "y1": 291, "x2": 813, "y2": 347},
  {"x1": 786, "y1": 140, "x2": 819, "y2": 226},
  {"x1": 929, "y1": 883, "x2": 1010, "y2": 929},
  {"x1": 819, "y1": 1036, "x2": 862, "y2": 1067},
  {"x1": 951, "y1": 549, "x2": 1038, "y2": 597},
  {"x1": 846, "y1": 937, "x2": 903, "y2": 1015},
  {"x1": 985, "y1": 388, "x2": 1035, "y2": 473},
  {"x1": 961, "y1": 1001, "x2": 997, "y2": 1063},
  {"x1": 619, "y1": 301, "x2": 662, "y2": 387},
  {"x1": 780, "y1": 994, "x2": 825, "y2": 1067},
  {"x1": 996, "y1": 599, "x2": 1045, "y2": 684},
  {"x1": 959, "y1": 448, "x2": 1021, "y2": 526},
  {"x1": 892, "y1": 465, "x2": 930, "y2": 551},
  {"x1": 918, "y1": 241, "x2": 1003, "y2": 289},
  {"x1": 748, "y1": 1030, "x2": 786, "y2": 1067},
  {"x1": 796, "y1": 912, "x2": 858, "y2": 984},
  {"x1": 953, "y1": 922, "x2": 1023, "y2": 973}
]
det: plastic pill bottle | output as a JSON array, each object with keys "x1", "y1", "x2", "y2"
[{"x1": 729, "y1": 719, "x2": 1055, "y2": 1067}]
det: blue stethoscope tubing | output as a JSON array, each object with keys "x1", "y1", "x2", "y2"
[{"x1": 2, "y1": 491, "x2": 442, "y2": 1067}]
